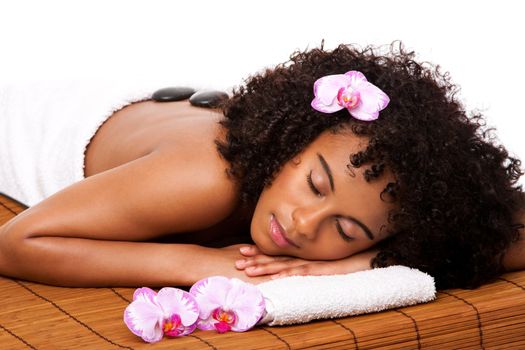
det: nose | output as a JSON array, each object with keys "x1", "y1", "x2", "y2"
[{"x1": 291, "y1": 204, "x2": 329, "y2": 241}]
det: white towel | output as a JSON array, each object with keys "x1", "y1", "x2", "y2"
[
  {"x1": 0, "y1": 80, "x2": 158, "y2": 207},
  {"x1": 256, "y1": 266, "x2": 436, "y2": 326}
]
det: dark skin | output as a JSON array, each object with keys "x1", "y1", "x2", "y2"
[{"x1": 0, "y1": 99, "x2": 523, "y2": 287}]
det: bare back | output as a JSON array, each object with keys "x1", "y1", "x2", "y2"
[
  {"x1": 83, "y1": 99, "x2": 253, "y2": 246},
  {"x1": 84, "y1": 100, "x2": 222, "y2": 177}
]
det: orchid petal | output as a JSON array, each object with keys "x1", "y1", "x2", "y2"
[
  {"x1": 123, "y1": 296, "x2": 164, "y2": 343},
  {"x1": 190, "y1": 276, "x2": 232, "y2": 320},
  {"x1": 224, "y1": 278, "x2": 266, "y2": 332},
  {"x1": 343, "y1": 70, "x2": 368, "y2": 88},
  {"x1": 156, "y1": 288, "x2": 199, "y2": 330},
  {"x1": 133, "y1": 287, "x2": 157, "y2": 303},
  {"x1": 349, "y1": 81, "x2": 390, "y2": 121},
  {"x1": 311, "y1": 97, "x2": 344, "y2": 113},
  {"x1": 190, "y1": 276, "x2": 265, "y2": 333},
  {"x1": 311, "y1": 74, "x2": 350, "y2": 113}
]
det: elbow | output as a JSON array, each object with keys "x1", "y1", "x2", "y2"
[{"x1": 0, "y1": 226, "x2": 37, "y2": 279}]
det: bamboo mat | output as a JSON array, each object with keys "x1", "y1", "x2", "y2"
[{"x1": 1, "y1": 193, "x2": 525, "y2": 350}]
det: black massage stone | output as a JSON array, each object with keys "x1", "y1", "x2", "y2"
[
  {"x1": 152, "y1": 87, "x2": 196, "y2": 102},
  {"x1": 189, "y1": 90, "x2": 229, "y2": 108}
]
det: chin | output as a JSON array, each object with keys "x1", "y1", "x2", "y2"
[
  {"x1": 255, "y1": 241, "x2": 274, "y2": 255},
  {"x1": 250, "y1": 231, "x2": 269, "y2": 254}
]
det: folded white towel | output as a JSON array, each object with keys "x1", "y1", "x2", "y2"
[{"x1": 256, "y1": 265, "x2": 436, "y2": 326}]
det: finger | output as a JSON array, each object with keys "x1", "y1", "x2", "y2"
[
  {"x1": 251, "y1": 254, "x2": 293, "y2": 264},
  {"x1": 239, "y1": 245, "x2": 261, "y2": 256},
  {"x1": 243, "y1": 260, "x2": 309, "y2": 276},
  {"x1": 236, "y1": 254, "x2": 296, "y2": 269},
  {"x1": 270, "y1": 263, "x2": 330, "y2": 279},
  {"x1": 235, "y1": 257, "x2": 273, "y2": 269}
]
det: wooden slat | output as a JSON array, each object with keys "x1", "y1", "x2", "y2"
[{"x1": 1, "y1": 193, "x2": 525, "y2": 349}]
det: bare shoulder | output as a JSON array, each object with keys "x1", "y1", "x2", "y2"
[{"x1": 3, "y1": 142, "x2": 240, "y2": 241}]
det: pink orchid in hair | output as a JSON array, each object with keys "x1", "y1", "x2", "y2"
[
  {"x1": 190, "y1": 276, "x2": 266, "y2": 333},
  {"x1": 311, "y1": 70, "x2": 390, "y2": 121},
  {"x1": 124, "y1": 287, "x2": 199, "y2": 343}
]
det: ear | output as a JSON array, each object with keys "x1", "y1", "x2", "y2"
[{"x1": 291, "y1": 155, "x2": 301, "y2": 166}]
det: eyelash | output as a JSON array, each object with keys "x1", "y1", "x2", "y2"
[
  {"x1": 306, "y1": 171, "x2": 354, "y2": 242},
  {"x1": 306, "y1": 171, "x2": 321, "y2": 196},
  {"x1": 336, "y1": 219, "x2": 354, "y2": 242}
]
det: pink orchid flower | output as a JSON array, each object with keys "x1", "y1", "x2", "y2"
[
  {"x1": 311, "y1": 70, "x2": 390, "y2": 121},
  {"x1": 189, "y1": 276, "x2": 266, "y2": 333},
  {"x1": 124, "y1": 287, "x2": 199, "y2": 343}
]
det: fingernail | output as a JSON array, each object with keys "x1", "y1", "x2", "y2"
[
  {"x1": 246, "y1": 266, "x2": 257, "y2": 272},
  {"x1": 240, "y1": 247, "x2": 251, "y2": 253},
  {"x1": 271, "y1": 274, "x2": 284, "y2": 280},
  {"x1": 235, "y1": 259, "x2": 245, "y2": 267}
]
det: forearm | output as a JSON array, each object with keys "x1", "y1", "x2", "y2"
[{"x1": 1, "y1": 236, "x2": 211, "y2": 287}]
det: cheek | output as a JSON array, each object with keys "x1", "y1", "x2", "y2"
[
  {"x1": 300, "y1": 240, "x2": 355, "y2": 260},
  {"x1": 301, "y1": 236, "x2": 377, "y2": 260}
]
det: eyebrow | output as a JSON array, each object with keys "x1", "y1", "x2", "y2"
[
  {"x1": 317, "y1": 153, "x2": 334, "y2": 192},
  {"x1": 317, "y1": 152, "x2": 375, "y2": 241}
]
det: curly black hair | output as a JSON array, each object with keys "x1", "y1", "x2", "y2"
[{"x1": 215, "y1": 40, "x2": 525, "y2": 290}]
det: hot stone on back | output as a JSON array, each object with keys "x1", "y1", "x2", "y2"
[
  {"x1": 189, "y1": 90, "x2": 229, "y2": 108},
  {"x1": 152, "y1": 87, "x2": 196, "y2": 102}
]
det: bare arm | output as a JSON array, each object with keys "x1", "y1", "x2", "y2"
[
  {"x1": 0, "y1": 147, "x2": 270, "y2": 287},
  {"x1": 0, "y1": 232, "x2": 270, "y2": 287}
]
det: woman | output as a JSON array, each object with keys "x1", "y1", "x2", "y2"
[{"x1": 1, "y1": 40, "x2": 524, "y2": 289}]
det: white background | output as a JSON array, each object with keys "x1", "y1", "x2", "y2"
[{"x1": 1, "y1": 0, "x2": 524, "y2": 185}]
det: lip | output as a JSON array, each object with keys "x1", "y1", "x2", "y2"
[{"x1": 269, "y1": 214, "x2": 299, "y2": 248}]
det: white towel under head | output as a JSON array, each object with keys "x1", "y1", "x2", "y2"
[{"x1": 256, "y1": 265, "x2": 436, "y2": 326}]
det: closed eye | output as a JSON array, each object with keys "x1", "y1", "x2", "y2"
[
  {"x1": 336, "y1": 218, "x2": 355, "y2": 242},
  {"x1": 306, "y1": 171, "x2": 321, "y2": 196}
]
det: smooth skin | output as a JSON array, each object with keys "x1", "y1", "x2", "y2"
[{"x1": 0, "y1": 99, "x2": 523, "y2": 287}]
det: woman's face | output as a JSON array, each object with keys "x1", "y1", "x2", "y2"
[{"x1": 250, "y1": 128, "x2": 397, "y2": 260}]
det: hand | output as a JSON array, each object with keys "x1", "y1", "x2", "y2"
[
  {"x1": 194, "y1": 244, "x2": 274, "y2": 285},
  {"x1": 235, "y1": 244, "x2": 376, "y2": 279}
]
